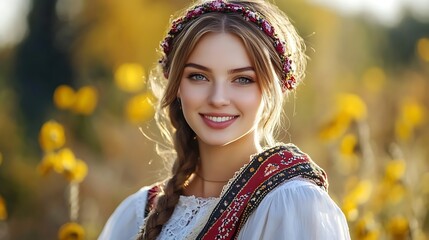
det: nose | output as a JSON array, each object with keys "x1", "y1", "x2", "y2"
[{"x1": 208, "y1": 82, "x2": 230, "y2": 107}]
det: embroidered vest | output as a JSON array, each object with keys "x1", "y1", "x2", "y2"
[{"x1": 145, "y1": 144, "x2": 328, "y2": 240}]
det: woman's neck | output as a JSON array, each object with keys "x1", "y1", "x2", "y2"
[
  {"x1": 199, "y1": 135, "x2": 260, "y2": 181},
  {"x1": 182, "y1": 132, "x2": 262, "y2": 198},
  {"x1": 199, "y1": 145, "x2": 256, "y2": 178}
]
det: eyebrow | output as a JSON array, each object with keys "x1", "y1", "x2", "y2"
[{"x1": 184, "y1": 63, "x2": 254, "y2": 74}]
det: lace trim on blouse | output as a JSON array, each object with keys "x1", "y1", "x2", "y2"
[{"x1": 158, "y1": 195, "x2": 219, "y2": 239}]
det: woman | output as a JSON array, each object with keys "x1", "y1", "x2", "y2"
[{"x1": 99, "y1": 0, "x2": 350, "y2": 239}]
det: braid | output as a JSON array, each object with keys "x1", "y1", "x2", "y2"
[{"x1": 138, "y1": 101, "x2": 199, "y2": 240}]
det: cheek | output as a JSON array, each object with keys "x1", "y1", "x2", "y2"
[
  {"x1": 179, "y1": 84, "x2": 206, "y2": 110},
  {"x1": 235, "y1": 90, "x2": 263, "y2": 112}
]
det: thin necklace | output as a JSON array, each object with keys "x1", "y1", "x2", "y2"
[{"x1": 194, "y1": 172, "x2": 229, "y2": 183}]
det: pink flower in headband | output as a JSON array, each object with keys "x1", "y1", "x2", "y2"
[
  {"x1": 245, "y1": 11, "x2": 258, "y2": 23},
  {"x1": 160, "y1": 0, "x2": 297, "y2": 92},
  {"x1": 186, "y1": 7, "x2": 203, "y2": 19},
  {"x1": 261, "y1": 20, "x2": 274, "y2": 37},
  {"x1": 211, "y1": 0, "x2": 222, "y2": 9},
  {"x1": 274, "y1": 40, "x2": 285, "y2": 55}
]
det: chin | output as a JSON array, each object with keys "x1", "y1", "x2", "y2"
[
  {"x1": 197, "y1": 131, "x2": 255, "y2": 148},
  {"x1": 198, "y1": 138, "x2": 234, "y2": 147}
]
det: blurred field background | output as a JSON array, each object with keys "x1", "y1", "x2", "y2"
[{"x1": 0, "y1": 0, "x2": 428, "y2": 239}]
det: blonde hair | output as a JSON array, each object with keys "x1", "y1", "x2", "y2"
[{"x1": 139, "y1": 0, "x2": 306, "y2": 239}]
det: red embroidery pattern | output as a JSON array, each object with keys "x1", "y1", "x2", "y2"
[
  {"x1": 263, "y1": 163, "x2": 279, "y2": 177},
  {"x1": 216, "y1": 194, "x2": 249, "y2": 239},
  {"x1": 197, "y1": 144, "x2": 328, "y2": 240}
]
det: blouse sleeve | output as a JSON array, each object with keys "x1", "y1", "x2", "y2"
[
  {"x1": 237, "y1": 179, "x2": 350, "y2": 240},
  {"x1": 98, "y1": 187, "x2": 149, "y2": 240}
]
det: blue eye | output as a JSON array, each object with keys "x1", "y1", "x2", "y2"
[
  {"x1": 188, "y1": 74, "x2": 207, "y2": 81},
  {"x1": 234, "y1": 77, "x2": 254, "y2": 85}
]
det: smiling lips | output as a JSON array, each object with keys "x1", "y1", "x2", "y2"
[{"x1": 201, "y1": 114, "x2": 238, "y2": 129}]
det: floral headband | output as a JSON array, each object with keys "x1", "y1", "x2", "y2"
[{"x1": 160, "y1": 0, "x2": 296, "y2": 91}]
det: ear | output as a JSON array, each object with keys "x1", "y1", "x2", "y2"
[{"x1": 177, "y1": 88, "x2": 181, "y2": 98}]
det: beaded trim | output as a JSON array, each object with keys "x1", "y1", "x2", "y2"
[{"x1": 160, "y1": 0, "x2": 297, "y2": 91}]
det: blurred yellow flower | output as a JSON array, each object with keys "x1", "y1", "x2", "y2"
[
  {"x1": 64, "y1": 159, "x2": 88, "y2": 183},
  {"x1": 355, "y1": 180, "x2": 373, "y2": 204},
  {"x1": 337, "y1": 134, "x2": 359, "y2": 173},
  {"x1": 385, "y1": 159, "x2": 406, "y2": 182},
  {"x1": 53, "y1": 148, "x2": 77, "y2": 174},
  {"x1": 0, "y1": 195, "x2": 7, "y2": 220},
  {"x1": 417, "y1": 37, "x2": 429, "y2": 62},
  {"x1": 39, "y1": 120, "x2": 66, "y2": 152},
  {"x1": 354, "y1": 213, "x2": 380, "y2": 240},
  {"x1": 37, "y1": 148, "x2": 88, "y2": 183},
  {"x1": 319, "y1": 93, "x2": 367, "y2": 142},
  {"x1": 362, "y1": 67, "x2": 386, "y2": 93},
  {"x1": 399, "y1": 99, "x2": 426, "y2": 127},
  {"x1": 374, "y1": 179, "x2": 393, "y2": 206},
  {"x1": 387, "y1": 216, "x2": 409, "y2": 240},
  {"x1": 53, "y1": 85, "x2": 76, "y2": 110},
  {"x1": 387, "y1": 183, "x2": 406, "y2": 205},
  {"x1": 395, "y1": 99, "x2": 426, "y2": 141},
  {"x1": 114, "y1": 63, "x2": 145, "y2": 92},
  {"x1": 336, "y1": 93, "x2": 367, "y2": 121},
  {"x1": 343, "y1": 180, "x2": 373, "y2": 217},
  {"x1": 37, "y1": 152, "x2": 57, "y2": 176},
  {"x1": 346, "y1": 180, "x2": 373, "y2": 205},
  {"x1": 71, "y1": 86, "x2": 98, "y2": 115},
  {"x1": 341, "y1": 198, "x2": 359, "y2": 221},
  {"x1": 319, "y1": 114, "x2": 350, "y2": 141},
  {"x1": 340, "y1": 133, "x2": 358, "y2": 157},
  {"x1": 125, "y1": 92, "x2": 156, "y2": 124},
  {"x1": 58, "y1": 222, "x2": 85, "y2": 240}
]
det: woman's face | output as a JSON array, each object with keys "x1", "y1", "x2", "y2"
[{"x1": 178, "y1": 32, "x2": 263, "y2": 147}]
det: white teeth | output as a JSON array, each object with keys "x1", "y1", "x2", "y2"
[{"x1": 205, "y1": 115, "x2": 235, "y2": 122}]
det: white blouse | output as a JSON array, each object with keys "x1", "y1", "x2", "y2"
[{"x1": 98, "y1": 179, "x2": 350, "y2": 240}]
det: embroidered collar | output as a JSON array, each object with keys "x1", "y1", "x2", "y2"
[{"x1": 195, "y1": 143, "x2": 328, "y2": 239}]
